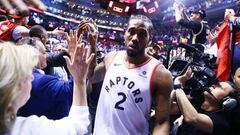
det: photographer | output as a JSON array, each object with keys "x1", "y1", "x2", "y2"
[
  {"x1": 171, "y1": 67, "x2": 235, "y2": 135},
  {"x1": 173, "y1": 2, "x2": 209, "y2": 45}
]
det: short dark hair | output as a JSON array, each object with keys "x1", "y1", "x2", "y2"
[
  {"x1": 128, "y1": 15, "x2": 153, "y2": 34},
  {"x1": 29, "y1": 25, "x2": 47, "y2": 39}
]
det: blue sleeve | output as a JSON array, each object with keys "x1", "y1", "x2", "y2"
[
  {"x1": 32, "y1": 73, "x2": 73, "y2": 102},
  {"x1": 18, "y1": 72, "x2": 74, "y2": 119}
]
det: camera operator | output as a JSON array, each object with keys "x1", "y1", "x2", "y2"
[
  {"x1": 173, "y1": 2, "x2": 209, "y2": 45},
  {"x1": 171, "y1": 67, "x2": 236, "y2": 135},
  {"x1": 226, "y1": 67, "x2": 240, "y2": 135}
]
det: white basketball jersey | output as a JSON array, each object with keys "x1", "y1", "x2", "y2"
[{"x1": 94, "y1": 51, "x2": 160, "y2": 135}]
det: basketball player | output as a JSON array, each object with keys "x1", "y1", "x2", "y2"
[{"x1": 92, "y1": 15, "x2": 173, "y2": 135}]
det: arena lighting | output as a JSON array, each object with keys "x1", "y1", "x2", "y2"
[
  {"x1": 143, "y1": 7, "x2": 147, "y2": 13},
  {"x1": 142, "y1": 0, "x2": 159, "y2": 14},
  {"x1": 112, "y1": 27, "x2": 124, "y2": 31},
  {"x1": 119, "y1": 0, "x2": 136, "y2": 3},
  {"x1": 107, "y1": 1, "x2": 130, "y2": 15},
  {"x1": 109, "y1": 1, "x2": 114, "y2": 8},
  {"x1": 125, "y1": 6, "x2": 130, "y2": 12},
  {"x1": 154, "y1": 1, "x2": 159, "y2": 8},
  {"x1": 148, "y1": 7, "x2": 156, "y2": 13},
  {"x1": 113, "y1": 6, "x2": 123, "y2": 13},
  {"x1": 141, "y1": 0, "x2": 151, "y2": 2}
]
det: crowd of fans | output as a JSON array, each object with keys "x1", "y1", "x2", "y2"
[
  {"x1": 161, "y1": 0, "x2": 235, "y2": 22},
  {"x1": 0, "y1": 0, "x2": 240, "y2": 135}
]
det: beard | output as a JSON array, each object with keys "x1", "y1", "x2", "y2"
[{"x1": 126, "y1": 46, "x2": 145, "y2": 58}]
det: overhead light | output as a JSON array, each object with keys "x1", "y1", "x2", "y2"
[
  {"x1": 154, "y1": 1, "x2": 159, "y2": 8},
  {"x1": 109, "y1": 1, "x2": 114, "y2": 8}
]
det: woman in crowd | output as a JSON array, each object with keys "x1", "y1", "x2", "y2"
[{"x1": 0, "y1": 36, "x2": 94, "y2": 134}]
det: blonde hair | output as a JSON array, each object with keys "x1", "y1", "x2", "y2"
[{"x1": 0, "y1": 42, "x2": 38, "y2": 134}]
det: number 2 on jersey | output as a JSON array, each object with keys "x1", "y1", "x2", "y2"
[{"x1": 114, "y1": 92, "x2": 126, "y2": 110}]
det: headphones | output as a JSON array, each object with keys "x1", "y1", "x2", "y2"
[
  {"x1": 206, "y1": 81, "x2": 239, "y2": 111},
  {"x1": 221, "y1": 92, "x2": 238, "y2": 110},
  {"x1": 219, "y1": 81, "x2": 239, "y2": 110}
]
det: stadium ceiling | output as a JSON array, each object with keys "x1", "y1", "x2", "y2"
[{"x1": 49, "y1": 0, "x2": 237, "y2": 21}]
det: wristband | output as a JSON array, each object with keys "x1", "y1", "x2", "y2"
[{"x1": 174, "y1": 84, "x2": 183, "y2": 90}]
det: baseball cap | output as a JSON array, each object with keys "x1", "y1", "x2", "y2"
[{"x1": 190, "y1": 9, "x2": 206, "y2": 18}]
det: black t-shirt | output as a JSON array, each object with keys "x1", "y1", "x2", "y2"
[
  {"x1": 227, "y1": 104, "x2": 240, "y2": 135},
  {"x1": 176, "y1": 110, "x2": 231, "y2": 135},
  {"x1": 178, "y1": 19, "x2": 209, "y2": 45}
]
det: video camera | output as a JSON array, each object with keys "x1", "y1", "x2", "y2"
[
  {"x1": 167, "y1": 43, "x2": 218, "y2": 106},
  {"x1": 166, "y1": 43, "x2": 240, "y2": 110}
]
